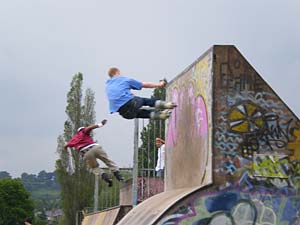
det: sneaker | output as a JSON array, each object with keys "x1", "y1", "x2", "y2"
[
  {"x1": 150, "y1": 110, "x2": 171, "y2": 120},
  {"x1": 101, "y1": 173, "x2": 113, "y2": 187},
  {"x1": 164, "y1": 102, "x2": 177, "y2": 109},
  {"x1": 155, "y1": 100, "x2": 177, "y2": 109},
  {"x1": 113, "y1": 171, "x2": 124, "y2": 182}
]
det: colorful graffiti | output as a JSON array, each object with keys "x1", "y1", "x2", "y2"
[
  {"x1": 159, "y1": 46, "x2": 300, "y2": 225},
  {"x1": 228, "y1": 102, "x2": 265, "y2": 134},
  {"x1": 252, "y1": 154, "x2": 289, "y2": 178},
  {"x1": 210, "y1": 46, "x2": 300, "y2": 224},
  {"x1": 214, "y1": 48, "x2": 300, "y2": 191},
  {"x1": 288, "y1": 128, "x2": 300, "y2": 162},
  {"x1": 215, "y1": 91, "x2": 300, "y2": 189},
  {"x1": 157, "y1": 189, "x2": 300, "y2": 225}
]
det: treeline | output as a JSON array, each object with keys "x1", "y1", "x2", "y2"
[
  {"x1": 0, "y1": 170, "x2": 60, "y2": 211},
  {"x1": 20, "y1": 170, "x2": 60, "y2": 192},
  {"x1": 0, "y1": 170, "x2": 60, "y2": 225},
  {"x1": 0, "y1": 170, "x2": 60, "y2": 192}
]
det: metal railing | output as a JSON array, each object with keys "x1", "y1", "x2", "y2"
[{"x1": 133, "y1": 118, "x2": 165, "y2": 205}]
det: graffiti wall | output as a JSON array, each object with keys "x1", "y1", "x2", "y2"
[
  {"x1": 213, "y1": 46, "x2": 300, "y2": 192},
  {"x1": 157, "y1": 46, "x2": 300, "y2": 225},
  {"x1": 157, "y1": 189, "x2": 300, "y2": 225},
  {"x1": 166, "y1": 49, "x2": 213, "y2": 190}
]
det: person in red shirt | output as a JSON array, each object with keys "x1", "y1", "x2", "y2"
[{"x1": 64, "y1": 119, "x2": 123, "y2": 187}]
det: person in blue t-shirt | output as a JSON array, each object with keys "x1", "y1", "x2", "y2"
[{"x1": 105, "y1": 67, "x2": 176, "y2": 120}]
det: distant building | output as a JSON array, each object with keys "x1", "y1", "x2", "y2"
[{"x1": 46, "y1": 209, "x2": 63, "y2": 223}]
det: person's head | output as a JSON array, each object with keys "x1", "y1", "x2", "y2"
[
  {"x1": 77, "y1": 127, "x2": 85, "y2": 133},
  {"x1": 155, "y1": 138, "x2": 165, "y2": 148},
  {"x1": 24, "y1": 218, "x2": 32, "y2": 225},
  {"x1": 108, "y1": 67, "x2": 120, "y2": 78}
]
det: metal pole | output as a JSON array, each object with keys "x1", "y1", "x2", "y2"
[
  {"x1": 94, "y1": 174, "x2": 99, "y2": 212},
  {"x1": 141, "y1": 119, "x2": 145, "y2": 200},
  {"x1": 76, "y1": 211, "x2": 78, "y2": 225},
  {"x1": 132, "y1": 118, "x2": 139, "y2": 207}
]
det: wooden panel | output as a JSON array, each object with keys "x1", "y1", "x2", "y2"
[
  {"x1": 81, "y1": 207, "x2": 120, "y2": 225},
  {"x1": 165, "y1": 49, "x2": 213, "y2": 190},
  {"x1": 117, "y1": 187, "x2": 200, "y2": 225}
]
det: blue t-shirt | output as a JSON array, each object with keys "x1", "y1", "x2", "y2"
[{"x1": 106, "y1": 76, "x2": 143, "y2": 113}]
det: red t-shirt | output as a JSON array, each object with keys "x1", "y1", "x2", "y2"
[{"x1": 66, "y1": 128, "x2": 95, "y2": 151}]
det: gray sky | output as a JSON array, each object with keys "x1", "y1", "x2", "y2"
[{"x1": 0, "y1": 0, "x2": 299, "y2": 177}]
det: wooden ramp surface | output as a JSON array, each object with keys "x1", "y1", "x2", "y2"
[
  {"x1": 81, "y1": 207, "x2": 120, "y2": 225},
  {"x1": 117, "y1": 187, "x2": 200, "y2": 225}
]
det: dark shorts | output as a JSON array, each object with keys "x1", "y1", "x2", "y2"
[{"x1": 118, "y1": 96, "x2": 157, "y2": 119}]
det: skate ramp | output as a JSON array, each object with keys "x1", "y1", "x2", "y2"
[
  {"x1": 81, "y1": 207, "x2": 120, "y2": 225},
  {"x1": 117, "y1": 45, "x2": 300, "y2": 225},
  {"x1": 165, "y1": 47, "x2": 214, "y2": 190},
  {"x1": 117, "y1": 187, "x2": 200, "y2": 225},
  {"x1": 117, "y1": 47, "x2": 215, "y2": 225}
]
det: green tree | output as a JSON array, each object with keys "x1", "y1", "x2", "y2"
[
  {"x1": 20, "y1": 170, "x2": 60, "y2": 215},
  {"x1": 55, "y1": 73, "x2": 96, "y2": 225},
  {"x1": 0, "y1": 171, "x2": 11, "y2": 179},
  {"x1": 0, "y1": 178, "x2": 34, "y2": 225},
  {"x1": 138, "y1": 87, "x2": 166, "y2": 175},
  {"x1": 34, "y1": 210, "x2": 47, "y2": 225}
]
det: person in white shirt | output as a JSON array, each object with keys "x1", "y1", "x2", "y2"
[{"x1": 155, "y1": 138, "x2": 165, "y2": 178}]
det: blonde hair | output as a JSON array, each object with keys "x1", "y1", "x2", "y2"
[{"x1": 108, "y1": 67, "x2": 120, "y2": 77}]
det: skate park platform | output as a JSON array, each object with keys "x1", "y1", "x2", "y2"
[
  {"x1": 81, "y1": 205, "x2": 132, "y2": 225},
  {"x1": 81, "y1": 207, "x2": 120, "y2": 225},
  {"x1": 83, "y1": 45, "x2": 300, "y2": 225}
]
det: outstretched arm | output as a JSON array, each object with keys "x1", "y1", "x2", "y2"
[
  {"x1": 64, "y1": 120, "x2": 107, "y2": 150},
  {"x1": 85, "y1": 119, "x2": 107, "y2": 133},
  {"x1": 142, "y1": 80, "x2": 166, "y2": 88}
]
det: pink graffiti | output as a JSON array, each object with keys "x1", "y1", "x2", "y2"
[
  {"x1": 189, "y1": 84, "x2": 208, "y2": 137},
  {"x1": 193, "y1": 96, "x2": 208, "y2": 137},
  {"x1": 166, "y1": 84, "x2": 208, "y2": 148},
  {"x1": 166, "y1": 88, "x2": 179, "y2": 147}
]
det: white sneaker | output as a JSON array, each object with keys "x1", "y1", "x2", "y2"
[
  {"x1": 150, "y1": 110, "x2": 171, "y2": 120},
  {"x1": 164, "y1": 102, "x2": 177, "y2": 109},
  {"x1": 155, "y1": 100, "x2": 177, "y2": 109}
]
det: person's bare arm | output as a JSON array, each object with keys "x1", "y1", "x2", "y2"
[
  {"x1": 142, "y1": 80, "x2": 166, "y2": 88},
  {"x1": 85, "y1": 119, "x2": 107, "y2": 133}
]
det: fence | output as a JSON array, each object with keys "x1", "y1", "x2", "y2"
[{"x1": 133, "y1": 118, "x2": 165, "y2": 205}]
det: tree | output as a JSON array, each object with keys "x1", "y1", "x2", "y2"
[
  {"x1": 138, "y1": 87, "x2": 166, "y2": 175},
  {"x1": 55, "y1": 73, "x2": 96, "y2": 225},
  {"x1": 20, "y1": 170, "x2": 60, "y2": 214},
  {"x1": 0, "y1": 178, "x2": 34, "y2": 225},
  {"x1": 34, "y1": 210, "x2": 47, "y2": 225},
  {"x1": 0, "y1": 171, "x2": 11, "y2": 179},
  {"x1": 37, "y1": 170, "x2": 51, "y2": 182},
  {"x1": 21, "y1": 173, "x2": 37, "y2": 182}
]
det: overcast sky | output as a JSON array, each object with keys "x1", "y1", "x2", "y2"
[{"x1": 0, "y1": 0, "x2": 299, "y2": 177}]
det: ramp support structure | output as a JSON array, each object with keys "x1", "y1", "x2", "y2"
[{"x1": 132, "y1": 118, "x2": 139, "y2": 207}]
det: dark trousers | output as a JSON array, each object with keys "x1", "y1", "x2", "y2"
[{"x1": 118, "y1": 96, "x2": 157, "y2": 119}]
